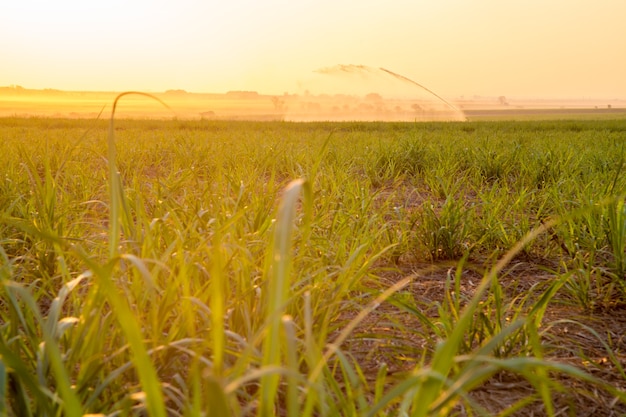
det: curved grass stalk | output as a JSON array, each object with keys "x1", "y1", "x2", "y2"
[
  {"x1": 103, "y1": 92, "x2": 172, "y2": 417},
  {"x1": 107, "y1": 91, "x2": 171, "y2": 259}
]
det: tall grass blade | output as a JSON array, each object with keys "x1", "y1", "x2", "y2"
[
  {"x1": 89, "y1": 260, "x2": 167, "y2": 417},
  {"x1": 107, "y1": 91, "x2": 170, "y2": 258},
  {"x1": 260, "y1": 178, "x2": 311, "y2": 416},
  {"x1": 103, "y1": 92, "x2": 171, "y2": 417},
  {"x1": 205, "y1": 374, "x2": 230, "y2": 417},
  {"x1": 282, "y1": 315, "x2": 300, "y2": 417}
]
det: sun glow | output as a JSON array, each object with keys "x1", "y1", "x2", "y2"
[{"x1": 2, "y1": 0, "x2": 626, "y2": 98}]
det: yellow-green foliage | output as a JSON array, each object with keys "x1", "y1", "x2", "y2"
[{"x1": 1, "y1": 116, "x2": 625, "y2": 415}]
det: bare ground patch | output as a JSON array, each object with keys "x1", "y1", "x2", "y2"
[{"x1": 336, "y1": 259, "x2": 626, "y2": 416}]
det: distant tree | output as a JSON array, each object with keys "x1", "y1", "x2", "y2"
[
  {"x1": 365, "y1": 93, "x2": 383, "y2": 102},
  {"x1": 271, "y1": 96, "x2": 286, "y2": 112},
  {"x1": 498, "y1": 96, "x2": 508, "y2": 106}
]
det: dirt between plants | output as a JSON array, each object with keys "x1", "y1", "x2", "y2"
[{"x1": 337, "y1": 260, "x2": 626, "y2": 416}]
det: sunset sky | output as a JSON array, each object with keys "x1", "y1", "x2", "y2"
[{"x1": 2, "y1": 0, "x2": 625, "y2": 99}]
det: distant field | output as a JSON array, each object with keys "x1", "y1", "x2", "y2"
[
  {"x1": 464, "y1": 107, "x2": 626, "y2": 121},
  {"x1": 1, "y1": 116, "x2": 626, "y2": 415},
  {"x1": 2, "y1": 86, "x2": 625, "y2": 121}
]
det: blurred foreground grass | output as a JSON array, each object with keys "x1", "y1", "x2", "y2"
[{"x1": 1, "y1": 116, "x2": 626, "y2": 415}]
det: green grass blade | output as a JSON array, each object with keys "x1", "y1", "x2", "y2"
[
  {"x1": 0, "y1": 359, "x2": 6, "y2": 415},
  {"x1": 411, "y1": 219, "x2": 558, "y2": 417},
  {"x1": 260, "y1": 178, "x2": 310, "y2": 416},
  {"x1": 282, "y1": 315, "x2": 300, "y2": 417},
  {"x1": 205, "y1": 374, "x2": 231, "y2": 417},
  {"x1": 2, "y1": 281, "x2": 83, "y2": 416},
  {"x1": 107, "y1": 91, "x2": 171, "y2": 258},
  {"x1": 89, "y1": 260, "x2": 167, "y2": 417}
]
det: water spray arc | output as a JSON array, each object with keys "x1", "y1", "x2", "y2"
[
  {"x1": 379, "y1": 67, "x2": 466, "y2": 120},
  {"x1": 285, "y1": 64, "x2": 466, "y2": 122}
]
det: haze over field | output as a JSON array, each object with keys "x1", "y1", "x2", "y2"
[
  {"x1": 4, "y1": 2, "x2": 626, "y2": 414},
  {"x1": 2, "y1": 0, "x2": 626, "y2": 101}
]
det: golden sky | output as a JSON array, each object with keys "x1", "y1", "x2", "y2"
[{"x1": 2, "y1": 0, "x2": 625, "y2": 99}]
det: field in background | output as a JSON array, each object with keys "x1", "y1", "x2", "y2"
[
  {"x1": 2, "y1": 85, "x2": 625, "y2": 121},
  {"x1": 1, "y1": 116, "x2": 626, "y2": 415}
]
